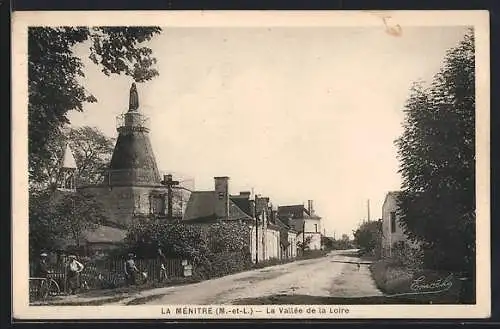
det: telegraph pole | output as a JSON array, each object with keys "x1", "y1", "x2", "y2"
[
  {"x1": 302, "y1": 221, "x2": 306, "y2": 254},
  {"x1": 254, "y1": 194, "x2": 258, "y2": 264},
  {"x1": 161, "y1": 174, "x2": 179, "y2": 221},
  {"x1": 367, "y1": 199, "x2": 371, "y2": 222}
]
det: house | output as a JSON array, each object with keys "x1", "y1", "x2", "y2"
[
  {"x1": 381, "y1": 191, "x2": 420, "y2": 257},
  {"x1": 270, "y1": 211, "x2": 298, "y2": 259},
  {"x1": 182, "y1": 176, "x2": 289, "y2": 262},
  {"x1": 278, "y1": 200, "x2": 322, "y2": 251}
]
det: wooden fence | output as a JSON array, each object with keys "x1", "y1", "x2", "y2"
[{"x1": 30, "y1": 258, "x2": 185, "y2": 293}]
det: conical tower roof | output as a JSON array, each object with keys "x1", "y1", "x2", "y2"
[
  {"x1": 104, "y1": 83, "x2": 161, "y2": 186},
  {"x1": 62, "y1": 144, "x2": 77, "y2": 169}
]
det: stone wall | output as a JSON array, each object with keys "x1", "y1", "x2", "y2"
[{"x1": 79, "y1": 185, "x2": 189, "y2": 227}]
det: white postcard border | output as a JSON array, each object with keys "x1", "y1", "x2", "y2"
[{"x1": 12, "y1": 10, "x2": 491, "y2": 319}]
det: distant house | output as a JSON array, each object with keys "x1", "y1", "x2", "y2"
[
  {"x1": 182, "y1": 176, "x2": 293, "y2": 262},
  {"x1": 271, "y1": 213, "x2": 298, "y2": 259},
  {"x1": 381, "y1": 191, "x2": 419, "y2": 257},
  {"x1": 278, "y1": 200, "x2": 322, "y2": 251}
]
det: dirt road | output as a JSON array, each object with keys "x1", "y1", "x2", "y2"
[{"x1": 124, "y1": 249, "x2": 382, "y2": 305}]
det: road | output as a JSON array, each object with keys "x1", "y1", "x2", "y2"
[{"x1": 124, "y1": 249, "x2": 382, "y2": 305}]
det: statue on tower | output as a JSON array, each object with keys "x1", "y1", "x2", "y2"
[{"x1": 129, "y1": 82, "x2": 139, "y2": 112}]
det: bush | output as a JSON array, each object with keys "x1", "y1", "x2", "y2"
[
  {"x1": 126, "y1": 220, "x2": 253, "y2": 279},
  {"x1": 391, "y1": 241, "x2": 424, "y2": 269},
  {"x1": 194, "y1": 251, "x2": 253, "y2": 279}
]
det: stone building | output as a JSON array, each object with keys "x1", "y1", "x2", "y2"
[
  {"x1": 381, "y1": 191, "x2": 420, "y2": 257},
  {"x1": 182, "y1": 176, "x2": 293, "y2": 262},
  {"x1": 278, "y1": 200, "x2": 323, "y2": 251},
  {"x1": 78, "y1": 83, "x2": 190, "y2": 228}
]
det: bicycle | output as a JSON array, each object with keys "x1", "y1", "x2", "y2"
[{"x1": 29, "y1": 277, "x2": 61, "y2": 300}]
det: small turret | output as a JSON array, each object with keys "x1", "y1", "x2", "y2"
[{"x1": 57, "y1": 144, "x2": 77, "y2": 191}]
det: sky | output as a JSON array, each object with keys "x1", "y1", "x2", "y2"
[{"x1": 68, "y1": 26, "x2": 469, "y2": 238}]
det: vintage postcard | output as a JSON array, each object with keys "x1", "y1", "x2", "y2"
[{"x1": 12, "y1": 10, "x2": 490, "y2": 320}]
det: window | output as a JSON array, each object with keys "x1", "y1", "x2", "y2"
[
  {"x1": 314, "y1": 224, "x2": 318, "y2": 232},
  {"x1": 390, "y1": 212, "x2": 397, "y2": 233}
]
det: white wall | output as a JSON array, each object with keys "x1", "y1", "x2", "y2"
[
  {"x1": 304, "y1": 218, "x2": 321, "y2": 233},
  {"x1": 249, "y1": 225, "x2": 281, "y2": 262},
  {"x1": 381, "y1": 194, "x2": 419, "y2": 257},
  {"x1": 287, "y1": 234, "x2": 298, "y2": 258},
  {"x1": 296, "y1": 232, "x2": 322, "y2": 251}
]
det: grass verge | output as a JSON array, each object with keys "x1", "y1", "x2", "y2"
[{"x1": 369, "y1": 259, "x2": 467, "y2": 304}]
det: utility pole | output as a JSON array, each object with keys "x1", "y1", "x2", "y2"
[
  {"x1": 367, "y1": 199, "x2": 371, "y2": 222},
  {"x1": 161, "y1": 174, "x2": 179, "y2": 221},
  {"x1": 254, "y1": 194, "x2": 258, "y2": 264},
  {"x1": 302, "y1": 220, "x2": 306, "y2": 254}
]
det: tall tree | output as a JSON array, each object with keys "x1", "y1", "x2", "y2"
[
  {"x1": 66, "y1": 126, "x2": 115, "y2": 186},
  {"x1": 353, "y1": 220, "x2": 382, "y2": 255},
  {"x1": 395, "y1": 30, "x2": 475, "y2": 274},
  {"x1": 28, "y1": 27, "x2": 162, "y2": 188},
  {"x1": 38, "y1": 126, "x2": 115, "y2": 188},
  {"x1": 29, "y1": 189, "x2": 106, "y2": 255}
]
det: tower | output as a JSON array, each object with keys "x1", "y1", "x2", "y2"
[
  {"x1": 104, "y1": 83, "x2": 161, "y2": 186},
  {"x1": 57, "y1": 144, "x2": 77, "y2": 191}
]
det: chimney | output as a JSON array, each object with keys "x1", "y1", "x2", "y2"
[
  {"x1": 214, "y1": 176, "x2": 229, "y2": 220},
  {"x1": 254, "y1": 196, "x2": 268, "y2": 215},
  {"x1": 308, "y1": 200, "x2": 314, "y2": 216},
  {"x1": 250, "y1": 199, "x2": 256, "y2": 218},
  {"x1": 239, "y1": 191, "x2": 251, "y2": 199}
]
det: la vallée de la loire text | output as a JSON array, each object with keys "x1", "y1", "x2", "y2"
[{"x1": 161, "y1": 306, "x2": 350, "y2": 316}]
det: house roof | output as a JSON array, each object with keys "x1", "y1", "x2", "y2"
[
  {"x1": 183, "y1": 191, "x2": 253, "y2": 223},
  {"x1": 230, "y1": 196, "x2": 252, "y2": 216},
  {"x1": 277, "y1": 204, "x2": 321, "y2": 219},
  {"x1": 383, "y1": 191, "x2": 403, "y2": 207}
]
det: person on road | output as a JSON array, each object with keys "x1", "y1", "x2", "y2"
[
  {"x1": 158, "y1": 245, "x2": 168, "y2": 282},
  {"x1": 35, "y1": 253, "x2": 49, "y2": 278},
  {"x1": 34, "y1": 252, "x2": 50, "y2": 297},
  {"x1": 124, "y1": 253, "x2": 140, "y2": 286},
  {"x1": 66, "y1": 255, "x2": 84, "y2": 295}
]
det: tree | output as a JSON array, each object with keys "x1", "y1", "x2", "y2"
[
  {"x1": 395, "y1": 30, "x2": 475, "y2": 275},
  {"x1": 353, "y1": 220, "x2": 382, "y2": 256},
  {"x1": 29, "y1": 27, "x2": 162, "y2": 188},
  {"x1": 297, "y1": 236, "x2": 313, "y2": 252},
  {"x1": 29, "y1": 189, "x2": 107, "y2": 255},
  {"x1": 321, "y1": 236, "x2": 335, "y2": 250},
  {"x1": 66, "y1": 126, "x2": 115, "y2": 186},
  {"x1": 37, "y1": 126, "x2": 116, "y2": 188}
]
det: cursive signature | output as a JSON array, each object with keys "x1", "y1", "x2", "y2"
[{"x1": 410, "y1": 274, "x2": 453, "y2": 292}]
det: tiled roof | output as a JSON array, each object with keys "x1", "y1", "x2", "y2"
[
  {"x1": 278, "y1": 204, "x2": 310, "y2": 218},
  {"x1": 230, "y1": 196, "x2": 252, "y2": 216},
  {"x1": 183, "y1": 191, "x2": 252, "y2": 222},
  {"x1": 278, "y1": 204, "x2": 321, "y2": 220}
]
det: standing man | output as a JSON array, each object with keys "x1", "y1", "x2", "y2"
[
  {"x1": 66, "y1": 255, "x2": 84, "y2": 295},
  {"x1": 35, "y1": 252, "x2": 50, "y2": 297},
  {"x1": 124, "y1": 253, "x2": 139, "y2": 286},
  {"x1": 157, "y1": 245, "x2": 168, "y2": 282},
  {"x1": 35, "y1": 252, "x2": 49, "y2": 278}
]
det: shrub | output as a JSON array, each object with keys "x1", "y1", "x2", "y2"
[
  {"x1": 391, "y1": 241, "x2": 424, "y2": 270},
  {"x1": 126, "y1": 220, "x2": 253, "y2": 279}
]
